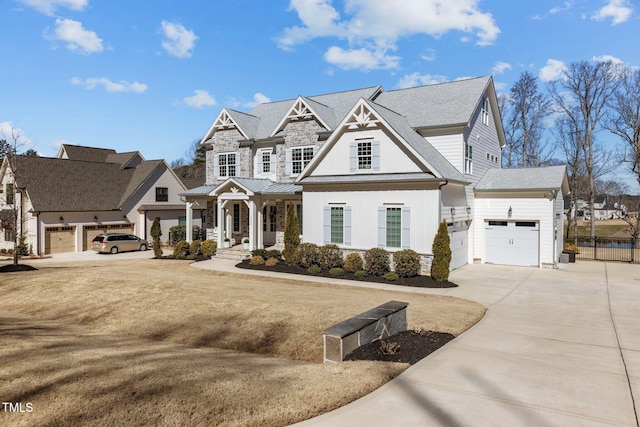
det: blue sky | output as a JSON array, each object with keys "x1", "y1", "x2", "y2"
[{"x1": 2, "y1": 0, "x2": 639, "y2": 192}]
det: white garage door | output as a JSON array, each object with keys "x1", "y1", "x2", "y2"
[
  {"x1": 449, "y1": 228, "x2": 469, "y2": 270},
  {"x1": 485, "y1": 221, "x2": 539, "y2": 267}
]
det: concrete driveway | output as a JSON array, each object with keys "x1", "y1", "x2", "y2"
[{"x1": 294, "y1": 262, "x2": 640, "y2": 426}]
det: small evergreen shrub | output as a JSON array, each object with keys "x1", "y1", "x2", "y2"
[
  {"x1": 393, "y1": 249, "x2": 421, "y2": 278},
  {"x1": 17, "y1": 236, "x2": 29, "y2": 255},
  {"x1": 283, "y1": 202, "x2": 300, "y2": 265},
  {"x1": 329, "y1": 267, "x2": 345, "y2": 276},
  {"x1": 354, "y1": 270, "x2": 367, "y2": 279},
  {"x1": 173, "y1": 240, "x2": 190, "y2": 259},
  {"x1": 265, "y1": 257, "x2": 280, "y2": 266},
  {"x1": 265, "y1": 249, "x2": 282, "y2": 260},
  {"x1": 169, "y1": 225, "x2": 203, "y2": 245},
  {"x1": 151, "y1": 217, "x2": 162, "y2": 257},
  {"x1": 317, "y1": 244, "x2": 344, "y2": 269},
  {"x1": 251, "y1": 249, "x2": 268, "y2": 260},
  {"x1": 344, "y1": 252, "x2": 364, "y2": 273},
  {"x1": 431, "y1": 220, "x2": 452, "y2": 282},
  {"x1": 250, "y1": 255, "x2": 265, "y2": 265},
  {"x1": 200, "y1": 240, "x2": 217, "y2": 257},
  {"x1": 297, "y1": 243, "x2": 319, "y2": 268},
  {"x1": 307, "y1": 264, "x2": 322, "y2": 274},
  {"x1": 0, "y1": 248, "x2": 6, "y2": 254},
  {"x1": 364, "y1": 247, "x2": 390, "y2": 276},
  {"x1": 383, "y1": 271, "x2": 399, "y2": 281},
  {"x1": 189, "y1": 239, "x2": 202, "y2": 257}
]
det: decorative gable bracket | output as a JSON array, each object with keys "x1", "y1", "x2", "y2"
[
  {"x1": 344, "y1": 103, "x2": 380, "y2": 130},
  {"x1": 213, "y1": 110, "x2": 238, "y2": 130}
]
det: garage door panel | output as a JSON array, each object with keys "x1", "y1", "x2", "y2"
[
  {"x1": 449, "y1": 229, "x2": 469, "y2": 270},
  {"x1": 485, "y1": 221, "x2": 539, "y2": 267},
  {"x1": 45, "y1": 227, "x2": 76, "y2": 254}
]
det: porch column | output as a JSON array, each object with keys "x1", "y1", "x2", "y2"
[
  {"x1": 185, "y1": 201, "x2": 193, "y2": 243},
  {"x1": 243, "y1": 200, "x2": 257, "y2": 250},
  {"x1": 217, "y1": 200, "x2": 227, "y2": 248},
  {"x1": 258, "y1": 202, "x2": 267, "y2": 249}
]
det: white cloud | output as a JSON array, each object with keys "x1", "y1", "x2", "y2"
[
  {"x1": 70, "y1": 77, "x2": 148, "y2": 93},
  {"x1": 593, "y1": 54, "x2": 624, "y2": 65},
  {"x1": 50, "y1": 18, "x2": 103, "y2": 54},
  {"x1": 491, "y1": 61, "x2": 511, "y2": 75},
  {"x1": 277, "y1": 0, "x2": 500, "y2": 70},
  {"x1": 183, "y1": 90, "x2": 216, "y2": 108},
  {"x1": 227, "y1": 93, "x2": 273, "y2": 110},
  {"x1": 0, "y1": 122, "x2": 34, "y2": 148},
  {"x1": 539, "y1": 59, "x2": 567, "y2": 82},
  {"x1": 17, "y1": 0, "x2": 87, "y2": 16},
  {"x1": 161, "y1": 21, "x2": 198, "y2": 58},
  {"x1": 592, "y1": 0, "x2": 633, "y2": 25},
  {"x1": 396, "y1": 72, "x2": 447, "y2": 89},
  {"x1": 324, "y1": 46, "x2": 400, "y2": 71},
  {"x1": 549, "y1": 1, "x2": 574, "y2": 15},
  {"x1": 421, "y1": 48, "x2": 436, "y2": 62},
  {"x1": 250, "y1": 93, "x2": 271, "y2": 106}
]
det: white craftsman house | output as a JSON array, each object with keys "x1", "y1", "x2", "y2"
[
  {"x1": 183, "y1": 77, "x2": 569, "y2": 269},
  {"x1": 0, "y1": 145, "x2": 204, "y2": 254}
]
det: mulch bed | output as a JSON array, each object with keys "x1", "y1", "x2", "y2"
[
  {"x1": 345, "y1": 330, "x2": 455, "y2": 365},
  {"x1": 0, "y1": 263, "x2": 38, "y2": 273},
  {"x1": 235, "y1": 260, "x2": 457, "y2": 288}
]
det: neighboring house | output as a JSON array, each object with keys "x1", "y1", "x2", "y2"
[
  {"x1": 182, "y1": 76, "x2": 569, "y2": 269},
  {"x1": 0, "y1": 144, "x2": 204, "y2": 254}
]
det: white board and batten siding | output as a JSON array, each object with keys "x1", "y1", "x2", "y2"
[
  {"x1": 423, "y1": 133, "x2": 464, "y2": 173},
  {"x1": 303, "y1": 189, "x2": 440, "y2": 255}
]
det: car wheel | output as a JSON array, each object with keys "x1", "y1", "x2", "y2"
[
  {"x1": 140, "y1": 244, "x2": 147, "y2": 251},
  {"x1": 110, "y1": 246, "x2": 119, "y2": 254}
]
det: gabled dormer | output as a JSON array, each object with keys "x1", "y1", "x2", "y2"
[
  {"x1": 200, "y1": 109, "x2": 258, "y2": 144},
  {"x1": 271, "y1": 96, "x2": 333, "y2": 137}
]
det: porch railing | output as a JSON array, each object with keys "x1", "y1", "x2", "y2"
[{"x1": 574, "y1": 236, "x2": 639, "y2": 263}]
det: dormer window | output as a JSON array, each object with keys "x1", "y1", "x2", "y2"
[
  {"x1": 358, "y1": 141, "x2": 372, "y2": 170},
  {"x1": 464, "y1": 143, "x2": 473, "y2": 174},
  {"x1": 481, "y1": 97, "x2": 490, "y2": 126}
]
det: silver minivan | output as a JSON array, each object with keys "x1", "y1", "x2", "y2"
[{"x1": 91, "y1": 233, "x2": 149, "y2": 254}]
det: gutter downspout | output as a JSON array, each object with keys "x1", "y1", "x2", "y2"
[{"x1": 438, "y1": 180, "x2": 449, "y2": 225}]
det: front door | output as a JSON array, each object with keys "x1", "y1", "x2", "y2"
[{"x1": 263, "y1": 205, "x2": 277, "y2": 246}]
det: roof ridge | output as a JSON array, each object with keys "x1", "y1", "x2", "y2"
[{"x1": 383, "y1": 76, "x2": 489, "y2": 94}]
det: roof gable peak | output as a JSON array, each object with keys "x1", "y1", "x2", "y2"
[
  {"x1": 271, "y1": 96, "x2": 332, "y2": 136},
  {"x1": 344, "y1": 99, "x2": 382, "y2": 130}
]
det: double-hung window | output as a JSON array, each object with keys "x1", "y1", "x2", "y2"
[
  {"x1": 291, "y1": 147, "x2": 314, "y2": 175},
  {"x1": 378, "y1": 205, "x2": 410, "y2": 249},
  {"x1": 464, "y1": 143, "x2": 473, "y2": 174},
  {"x1": 218, "y1": 152, "x2": 237, "y2": 178},
  {"x1": 357, "y1": 141, "x2": 372, "y2": 170},
  {"x1": 386, "y1": 207, "x2": 402, "y2": 248},
  {"x1": 324, "y1": 205, "x2": 351, "y2": 246},
  {"x1": 155, "y1": 187, "x2": 168, "y2": 202},
  {"x1": 330, "y1": 207, "x2": 344, "y2": 244},
  {"x1": 481, "y1": 97, "x2": 490, "y2": 125},
  {"x1": 261, "y1": 150, "x2": 271, "y2": 174}
]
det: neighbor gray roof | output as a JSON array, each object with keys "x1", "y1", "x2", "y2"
[
  {"x1": 180, "y1": 185, "x2": 218, "y2": 197},
  {"x1": 475, "y1": 165, "x2": 568, "y2": 192},
  {"x1": 183, "y1": 179, "x2": 301, "y2": 197},
  {"x1": 375, "y1": 76, "x2": 491, "y2": 129},
  {"x1": 11, "y1": 155, "x2": 164, "y2": 212}
]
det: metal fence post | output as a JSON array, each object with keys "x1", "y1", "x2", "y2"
[{"x1": 593, "y1": 236, "x2": 597, "y2": 260}]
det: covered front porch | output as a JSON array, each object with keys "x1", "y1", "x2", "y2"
[{"x1": 181, "y1": 177, "x2": 302, "y2": 251}]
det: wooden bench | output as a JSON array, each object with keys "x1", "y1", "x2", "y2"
[{"x1": 322, "y1": 301, "x2": 408, "y2": 363}]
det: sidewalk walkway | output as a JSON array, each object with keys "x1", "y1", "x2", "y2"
[{"x1": 194, "y1": 258, "x2": 640, "y2": 426}]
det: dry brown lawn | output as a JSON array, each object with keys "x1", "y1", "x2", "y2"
[{"x1": 0, "y1": 259, "x2": 485, "y2": 426}]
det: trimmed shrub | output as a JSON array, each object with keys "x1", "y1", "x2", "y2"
[
  {"x1": 189, "y1": 239, "x2": 202, "y2": 257},
  {"x1": 265, "y1": 257, "x2": 280, "y2": 266},
  {"x1": 393, "y1": 249, "x2": 421, "y2": 278},
  {"x1": 0, "y1": 248, "x2": 6, "y2": 254},
  {"x1": 283, "y1": 202, "x2": 300, "y2": 265},
  {"x1": 250, "y1": 255, "x2": 265, "y2": 265},
  {"x1": 169, "y1": 225, "x2": 203, "y2": 245},
  {"x1": 307, "y1": 264, "x2": 322, "y2": 274},
  {"x1": 200, "y1": 240, "x2": 217, "y2": 257},
  {"x1": 364, "y1": 247, "x2": 390, "y2": 276},
  {"x1": 265, "y1": 249, "x2": 282, "y2": 261},
  {"x1": 354, "y1": 270, "x2": 367, "y2": 279},
  {"x1": 317, "y1": 244, "x2": 343, "y2": 269},
  {"x1": 344, "y1": 252, "x2": 364, "y2": 273},
  {"x1": 17, "y1": 236, "x2": 29, "y2": 256},
  {"x1": 329, "y1": 267, "x2": 345, "y2": 276},
  {"x1": 173, "y1": 240, "x2": 190, "y2": 259},
  {"x1": 296, "y1": 243, "x2": 319, "y2": 268},
  {"x1": 251, "y1": 249, "x2": 268, "y2": 260},
  {"x1": 383, "y1": 271, "x2": 399, "y2": 281},
  {"x1": 431, "y1": 220, "x2": 452, "y2": 282}
]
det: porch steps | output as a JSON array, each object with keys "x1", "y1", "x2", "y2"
[{"x1": 215, "y1": 247, "x2": 251, "y2": 261}]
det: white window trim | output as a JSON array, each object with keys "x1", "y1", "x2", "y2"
[
  {"x1": 256, "y1": 148, "x2": 275, "y2": 177},
  {"x1": 217, "y1": 152, "x2": 238, "y2": 178},
  {"x1": 287, "y1": 145, "x2": 317, "y2": 176}
]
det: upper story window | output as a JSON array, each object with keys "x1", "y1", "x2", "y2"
[
  {"x1": 6, "y1": 183, "x2": 14, "y2": 205},
  {"x1": 291, "y1": 146, "x2": 314, "y2": 175},
  {"x1": 262, "y1": 151, "x2": 271, "y2": 174},
  {"x1": 257, "y1": 148, "x2": 275, "y2": 176},
  {"x1": 155, "y1": 187, "x2": 168, "y2": 202},
  {"x1": 464, "y1": 143, "x2": 473, "y2": 174},
  {"x1": 481, "y1": 97, "x2": 490, "y2": 125},
  {"x1": 357, "y1": 141, "x2": 372, "y2": 170},
  {"x1": 218, "y1": 152, "x2": 237, "y2": 178}
]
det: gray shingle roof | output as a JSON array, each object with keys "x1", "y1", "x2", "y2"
[
  {"x1": 375, "y1": 76, "x2": 491, "y2": 128},
  {"x1": 475, "y1": 165, "x2": 568, "y2": 192},
  {"x1": 180, "y1": 185, "x2": 218, "y2": 197},
  {"x1": 300, "y1": 172, "x2": 437, "y2": 185},
  {"x1": 61, "y1": 145, "x2": 116, "y2": 162}
]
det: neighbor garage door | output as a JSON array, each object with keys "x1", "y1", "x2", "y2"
[
  {"x1": 45, "y1": 226, "x2": 76, "y2": 254},
  {"x1": 449, "y1": 228, "x2": 469, "y2": 270},
  {"x1": 485, "y1": 220, "x2": 539, "y2": 267}
]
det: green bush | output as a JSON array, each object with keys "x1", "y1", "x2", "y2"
[
  {"x1": 307, "y1": 264, "x2": 322, "y2": 274},
  {"x1": 283, "y1": 202, "x2": 300, "y2": 265},
  {"x1": 265, "y1": 249, "x2": 282, "y2": 261},
  {"x1": 173, "y1": 240, "x2": 190, "y2": 259},
  {"x1": 0, "y1": 248, "x2": 6, "y2": 254},
  {"x1": 265, "y1": 257, "x2": 280, "y2": 266},
  {"x1": 393, "y1": 249, "x2": 421, "y2": 278},
  {"x1": 201, "y1": 239, "x2": 217, "y2": 257},
  {"x1": 354, "y1": 270, "x2": 367, "y2": 279},
  {"x1": 383, "y1": 271, "x2": 399, "y2": 281},
  {"x1": 251, "y1": 249, "x2": 268, "y2": 260},
  {"x1": 169, "y1": 225, "x2": 202, "y2": 245},
  {"x1": 189, "y1": 240, "x2": 202, "y2": 257},
  {"x1": 344, "y1": 252, "x2": 363, "y2": 273},
  {"x1": 431, "y1": 220, "x2": 452, "y2": 282},
  {"x1": 17, "y1": 236, "x2": 29, "y2": 255},
  {"x1": 297, "y1": 243, "x2": 319, "y2": 268},
  {"x1": 329, "y1": 267, "x2": 345, "y2": 276},
  {"x1": 364, "y1": 247, "x2": 390, "y2": 276},
  {"x1": 317, "y1": 244, "x2": 343, "y2": 269},
  {"x1": 250, "y1": 255, "x2": 265, "y2": 265}
]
